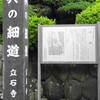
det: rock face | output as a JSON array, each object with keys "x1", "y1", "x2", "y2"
[
  {"x1": 53, "y1": 64, "x2": 70, "y2": 82},
  {"x1": 82, "y1": 76, "x2": 97, "y2": 100},
  {"x1": 89, "y1": 65, "x2": 97, "y2": 77},
  {"x1": 43, "y1": 75, "x2": 63, "y2": 100},
  {"x1": 70, "y1": 65, "x2": 90, "y2": 82},
  {"x1": 64, "y1": 79, "x2": 82, "y2": 100},
  {"x1": 41, "y1": 65, "x2": 53, "y2": 81}
]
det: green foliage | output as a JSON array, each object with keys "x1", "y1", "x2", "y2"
[
  {"x1": 31, "y1": 4, "x2": 52, "y2": 17},
  {"x1": 57, "y1": 1, "x2": 92, "y2": 14},
  {"x1": 42, "y1": 0, "x2": 87, "y2": 6},
  {"x1": 96, "y1": 0, "x2": 100, "y2": 2},
  {"x1": 0, "y1": 0, "x2": 2, "y2": 24},
  {"x1": 75, "y1": 2, "x2": 100, "y2": 24},
  {"x1": 86, "y1": 0, "x2": 96, "y2": 3},
  {"x1": 0, "y1": 34, "x2": 3, "y2": 44},
  {"x1": 28, "y1": 16, "x2": 55, "y2": 49},
  {"x1": 43, "y1": 0, "x2": 68, "y2": 5},
  {"x1": 28, "y1": 4, "x2": 37, "y2": 17}
]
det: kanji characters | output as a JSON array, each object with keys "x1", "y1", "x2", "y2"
[
  {"x1": 7, "y1": 6, "x2": 19, "y2": 97},
  {"x1": 7, "y1": 26, "x2": 20, "y2": 38},
  {"x1": 10, "y1": 69, "x2": 17, "y2": 76},
  {"x1": 8, "y1": 10, "x2": 17, "y2": 18},
  {"x1": 10, "y1": 80, "x2": 17, "y2": 86},
  {"x1": 6, "y1": 0, "x2": 18, "y2": 4},
  {"x1": 5, "y1": 0, "x2": 28, "y2": 99},
  {"x1": 10, "y1": 90, "x2": 17, "y2": 98},
  {"x1": 10, "y1": 69, "x2": 17, "y2": 98},
  {"x1": 7, "y1": 44, "x2": 20, "y2": 57}
]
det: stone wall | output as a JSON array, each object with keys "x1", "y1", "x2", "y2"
[{"x1": 29, "y1": 57, "x2": 97, "y2": 100}]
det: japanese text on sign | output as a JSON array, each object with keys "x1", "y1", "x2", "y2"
[
  {"x1": 6, "y1": 0, "x2": 18, "y2": 4},
  {"x1": 10, "y1": 69, "x2": 17, "y2": 98},
  {"x1": 4, "y1": 0, "x2": 28, "y2": 99}
]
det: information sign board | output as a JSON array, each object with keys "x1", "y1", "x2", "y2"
[
  {"x1": 39, "y1": 25, "x2": 97, "y2": 64},
  {"x1": 38, "y1": 23, "x2": 100, "y2": 100}
]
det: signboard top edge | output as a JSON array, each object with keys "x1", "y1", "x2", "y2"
[
  {"x1": 39, "y1": 24, "x2": 96, "y2": 27},
  {"x1": 40, "y1": 61, "x2": 98, "y2": 64}
]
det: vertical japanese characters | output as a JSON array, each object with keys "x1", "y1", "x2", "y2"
[
  {"x1": 10, "y1": 69, "x2": 17, "y2": 98},
  {"x1": 4, "y1": 0, "x2": 28, "y2": 99},
  {"x1": 6, "y1": 0, "x2": 19, "y2": 98}
]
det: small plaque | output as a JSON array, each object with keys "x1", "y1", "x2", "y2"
[{"x1": 40, "y1": 25, "x2": 97, "y2": 63}]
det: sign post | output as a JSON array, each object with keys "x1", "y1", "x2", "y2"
[
  {"x1": 97, "y1": 22, "x2": 100, "y2": 100},
  {"x1": 38, "y1": 24, "x2": 99, "y2": 100},
  {"x1": 3, "y1": 0, "x2": 28, "y2": 100}
]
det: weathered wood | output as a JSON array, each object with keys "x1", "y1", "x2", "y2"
[{"x1": 3, "y1": 0, "x2": 28, "y2": 100}]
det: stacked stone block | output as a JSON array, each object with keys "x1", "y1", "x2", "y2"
[{"x1": 29, "y1": 60, "x2": 97, "y2": 100}]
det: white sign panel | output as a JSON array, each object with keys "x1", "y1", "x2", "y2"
[{"x1": 41, "y1": 25, "x2": 96, "y2": 63}]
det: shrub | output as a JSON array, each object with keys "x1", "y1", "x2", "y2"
[
  {"x1": 96, "y1": 0, "x2": 100, "y2": 2},
  {"x1": 28, "y1": 4, "x2": 37, "y2": 17},
  {"x1": 75, "y1": 2, "x2": 100, "y2": 24},
  {"x1": 30, "y1": 4, "x2": 52, "y2": 17},
  {"x1": 86, "y1": 0, "x2": 96, "y2": 2},
  {"x1": 28, "y1": 16, "x2": 55, "y2": 49},
  {"x1": 0, "y1": 34, "x2": 3, "y2": 44},
  {"x1": 42, "y1": 0, "x2": 87, "y2": 7},
  {"x1": 57, "y1": 1, "x2": 92, "y2": 14},
  {"x1": 43, "y1": 0, "x2": 69, "y2": 5}
]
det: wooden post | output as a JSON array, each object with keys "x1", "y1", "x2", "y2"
[{"x1": 3, "y1": 0, "x2": 28, "y2": 100}]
